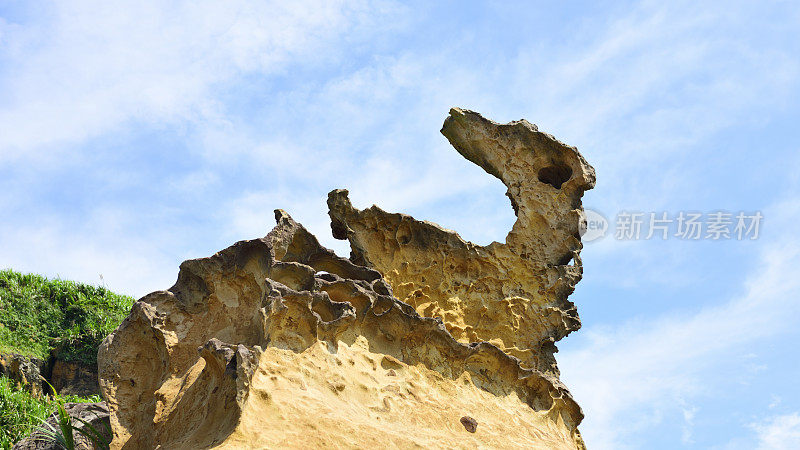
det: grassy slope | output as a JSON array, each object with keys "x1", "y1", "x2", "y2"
[
  {"x1": 0, "y1": 269, "x2": 134, "y2": 445},
  {"x1": 0, "y1": 269, "x2": 134, "y2": 365}
]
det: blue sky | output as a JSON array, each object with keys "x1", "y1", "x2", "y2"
[{"x1": 1, "y1": 1, "x2": 799, "y2": 448}]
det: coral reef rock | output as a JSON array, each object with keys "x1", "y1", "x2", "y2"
[{"x1": 98, "y1": 108, "x2": 594, "y2": 449}]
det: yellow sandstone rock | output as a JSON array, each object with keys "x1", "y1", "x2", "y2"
[
  {"x1": 329, "y1": 108, "x2": 595, "y2": 375},
  {"x1": 98, "y1": 108, "x2": 593, "y2": 449}
]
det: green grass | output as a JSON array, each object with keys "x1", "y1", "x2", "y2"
[
  {"x1": 0, "y1": 269, "x2": 130, "y2": 445},
  {"x1": 0, "y1": 375, "x2": 102, "y2": 445},
  {"x1": 0, "y1": 269, "x2": 134, "y2": 366}
]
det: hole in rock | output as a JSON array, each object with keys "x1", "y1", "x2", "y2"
[
  {"x1": 557, "y1": 253, "x2": 574, "y2": 266},
  {"x1": 311, "y1": 295, "x2": 340, "y2": 322},
  {"x1": 537, "y1": 165, "x2": 572, "y2": 189},
  {"x1": 315, "y1": 271, "x2": 338, "y2": 282},
  {"x1": 391, "y1": 159, "x2": 516, "y2": 247}
]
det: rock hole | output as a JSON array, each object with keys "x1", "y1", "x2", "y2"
[
  {"x1": 372, "y1": 296, "x2": 393, "y2": 315},
  {"x1": 372, "y1": 280, "x2": 392, "y2": 296},
  {"x1": 460, "y1": 416, "x2": 478, "y2": 433},
  {"x1": 311, "y1": 298, "x2": 336, "y2": 322},
  {"x1": 537, "y1": 165, "x2": 572, "y2": 189},
  {"x1": 314, "y1": 271, "x2": 338, "y2": 283},
  {"x1": 396, "y1": 225, "x2": 412, "y2": 245},
  {"x1": 557, "y1": 253, "x2": 574, "y2": 266},
  {"x1": 331, "y1": 219, "x2": 348, "y2": 240}
]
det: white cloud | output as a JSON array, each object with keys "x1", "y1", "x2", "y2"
[
  {"x1": 751, "y1": 413, "x2": 800, "y2": 450},
  {"x1": 681, "y1": 403, "x2": 698, "y2": 445},
  {"x1": 0, "y1": 0, "x2": 402, "y2": 161},
  {"x1": 0, "y1": 0, "x2": 408, "y2": 295}
]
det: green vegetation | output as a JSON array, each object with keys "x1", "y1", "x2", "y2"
[
  {"x1": 0, "y1": 269, "x2": 129, "y2": 446},
  {"x1": 0, "y1": 269, "x2": 134, "y2": 365},
  {"x1": 0, "y1": 376, "x2": 102, "y2": 445}
]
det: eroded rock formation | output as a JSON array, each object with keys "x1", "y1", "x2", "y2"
[
  {"x1": 329, "y1": 108, "x2": 595, "y2": 375},
  {"x1": 98, "y1": 108, "x2": 594, "y2": 449},
  {"x1": 47, "y1": 358, "x2": 99, "y2": 397}
]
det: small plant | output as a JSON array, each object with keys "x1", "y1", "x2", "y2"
[
  {"x1": 35, "y1": 399, "x2": 76, "y2": 450},
  {"x1": 0, "y1": 376, "x2": 108, "y2": 447},
  {"x1": 31, "y1": 379, "x2": 111, "y2": 450}
]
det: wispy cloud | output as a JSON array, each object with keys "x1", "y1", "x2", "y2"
[
  {"x1": 0, "y1": 208, "x2": 181, "y2": 296},
  {"x1": 0, "y1": 0, "x2": 406, "y2": 293},
  {"x1": 0, "y1": 0, "x2": 402, "y2": 161},
  {"x1": 751, "y1": 413, "x2": 800, "y2": 450}
]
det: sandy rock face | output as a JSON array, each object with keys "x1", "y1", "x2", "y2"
[{"x1": 98, "y1": 108, "x2": 593, "y2": 449}]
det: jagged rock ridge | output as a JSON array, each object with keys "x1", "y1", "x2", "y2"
[{"x1": 98, "y1": 108, "x2": 594, "y2": 449}]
